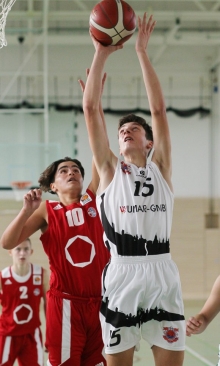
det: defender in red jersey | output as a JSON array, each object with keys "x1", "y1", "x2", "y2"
[
  {"x1": 0, "y1": 71, "x2": 110, "y2": 365},
  {"x1": 0, "y1": 238, "x2": 48, "y2": 366},
  {"x1": 0, "y1": 157, "x2": 110, "y2": 366}
]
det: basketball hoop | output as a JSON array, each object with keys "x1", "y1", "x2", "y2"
[
  {"x1": 11, "y1": 181, "x2": 32, "y2": 201},
  {"x1": 0, "y1": 0, "x2": 17, "y2": 48}
]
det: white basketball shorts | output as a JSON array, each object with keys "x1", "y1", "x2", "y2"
[{"x1": 100, "y1": 254, "x2": 185, "y2": 354}]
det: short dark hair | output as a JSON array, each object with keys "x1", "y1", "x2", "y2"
[
  {"x1": 38, "y1": 157, "x2": 85, "y2": 194},
  {"x1": 25, "y1": 238, "x2": 32, "y2": 247},
  {"x1": 118, "y1": 114, "x2": 153, "y2": 141}
]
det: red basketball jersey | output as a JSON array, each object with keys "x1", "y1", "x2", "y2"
[
  {"x1": 0, "y1": 264, "x2": 43, "y2": 336},
  {"x1": 40, "y1": 189, "x2": 110, "y2": 297}
]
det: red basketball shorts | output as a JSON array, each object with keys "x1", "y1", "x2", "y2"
[{"x1": 46, "y1": 289, "x2": 106, "y2": 366}]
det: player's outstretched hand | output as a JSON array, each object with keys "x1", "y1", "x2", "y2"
[
  {"x1": 78, "y1": 68, "x2": 107, "y2": 95},
  {"x1": 136, "y1": 13, "x2": 156, "y2": 54},
  {"x1": 186, "y1": 315, "x2": 205, "y2": 336},
  {"x1": 23, "y1": 188, "x2": 42, "y2": 213}
]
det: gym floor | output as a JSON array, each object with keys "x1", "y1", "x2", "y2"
[
  {"x1": 25, "y1": 301, "x2": 220, "y2": 365},
  {"x1": 134, "y1": 301, "x2": 220, "y2": 366}
]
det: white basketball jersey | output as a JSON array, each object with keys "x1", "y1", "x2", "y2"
[{"x1": 96, "y1": 160, "x2": 174, "y2": 257}]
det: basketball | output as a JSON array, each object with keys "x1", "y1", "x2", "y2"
[{"x1": 89, "y1": 0, "x2": 136, "y2": 46}]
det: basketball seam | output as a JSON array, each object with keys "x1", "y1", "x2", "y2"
[{"x1": 99, "y1": 1, "x2": 123, "y2": 40}]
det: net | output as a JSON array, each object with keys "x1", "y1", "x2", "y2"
[
  {"x1": 0, "y1": 0, "x2": 17, "y2": 48},
  {"x1": 11, "y1": 181, "x2": 32, "y2": 201}
]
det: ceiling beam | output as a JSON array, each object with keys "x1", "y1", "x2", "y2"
[
  {"x1": 0, "y1": 36, "x2": 43, "y2": 103},
  {"x1": 152, "y1": 22, "x2": 181, "y2": 64},
  {"x1": 211, "y1": 1, "x2": 220, "y2": 10},
  {"x1": 73, "y1": 0, "x2": 88, "y2": 11},
  {"x1": 4, "y1": 32, "x2": 220, "y2": 46},
  {"x1": 193, "y1": 0, "x2": 207, "y2": 10},
  {"x1": 6, "y1": 10, "x2": 220, "y2": 23}
]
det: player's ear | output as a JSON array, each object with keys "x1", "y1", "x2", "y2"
[
  {"x1": 146, "y1": 140, "x2": 153, "y2": 150},
  {"x1": 50, "y1": 182, "x2": 57, "y2": 193}
]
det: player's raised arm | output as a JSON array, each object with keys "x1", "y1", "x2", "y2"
[
  {"x1": 83, "y1": 35, "x2": 122, "y2": 186},
  {"x1": 78, "y1": 69, "x2": 108, "y2": 194},
  {"x1": 136, "y1": 13, "x2": 172, "y2": 190},
  {"x1": 0, "y1": 189, "x2": 47, "y2": 250}
]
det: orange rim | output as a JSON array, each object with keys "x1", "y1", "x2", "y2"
[{"x1": 11, "y1": 181, "x2": 32, "y2": 189}]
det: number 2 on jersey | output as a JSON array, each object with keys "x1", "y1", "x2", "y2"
[{"x1": 19, "y1": 286, "x2": 28, "y2": 299}]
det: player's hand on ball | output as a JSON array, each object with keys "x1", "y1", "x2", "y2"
[{"x1": 90, "y1": 30, "x2": 123, "y2": 54}]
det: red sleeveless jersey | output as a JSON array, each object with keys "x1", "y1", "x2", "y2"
[
  {"x1": 0, "y1": 264, "x2": 43, "y2": 336},
  {"x1": 40, "y1": 189, "x2": 110, "y2": 297}
]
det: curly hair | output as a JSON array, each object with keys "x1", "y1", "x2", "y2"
[
  {"x1": 118, "y1": 114, "x2": 153, "y2": 141},
  {"x1": 38, "y1": 157, "x2": 85, "y2": 194}
]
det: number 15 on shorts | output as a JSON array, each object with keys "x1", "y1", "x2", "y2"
[{"x1": 108, "y1": 329, "x2": 121, "y2": 347}]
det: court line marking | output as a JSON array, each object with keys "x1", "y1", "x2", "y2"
[{"x1": 185, "y1": 345, "x2": 215, "y2": 366}]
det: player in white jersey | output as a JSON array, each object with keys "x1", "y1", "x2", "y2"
[{"x1": 83, "y1": 12, "x2": 185, "y2": 366}]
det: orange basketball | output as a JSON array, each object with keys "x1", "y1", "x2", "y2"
[{"x1": 89, "y1": 0, "x2": 136, "y2": 46}]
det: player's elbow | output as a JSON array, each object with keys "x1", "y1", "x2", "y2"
[
  {"x1": 151, "y1": 105, "x2": 166, "y2": 118},
  {"x1": 0, "y1": 236, "x2": 15, "y2": 250},
  {"x1": 83, "y1": 102, "x2": 99, "y2": 122},
  {"x1": 83, "y1": 100, "x2": 98, "y2": 115},
  {"x1": 83, "y1": 92, "x2": 94, "y2": 109},
  {"x1": 0, "y1": 238, "x2": 9, "y2": 250}
]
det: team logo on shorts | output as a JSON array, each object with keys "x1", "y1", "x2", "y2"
[
  {"x1": 87, "y1": 207, "x2": 97, "y2": 217},
  {"x1": 163, "y1": 327, "x2": 179, "y2": 343}
]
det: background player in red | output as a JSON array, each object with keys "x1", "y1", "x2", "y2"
[{"x1": 0, "y1": 238, "x2": 48, "y2": 366}]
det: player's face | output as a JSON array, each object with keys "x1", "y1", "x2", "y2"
[
  {"x1": 10, "y1": 241, "x2": 32, "y2": 264},
  {"x1": 52, "y1": 161, "x2": 83, "y2": 194},
  {"x1": 118, "y1": 122, "x2": 148, "y2": 155}
]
